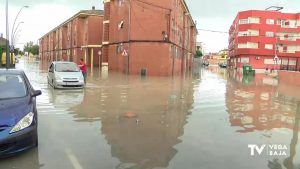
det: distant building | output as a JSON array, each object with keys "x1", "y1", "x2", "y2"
[
  {"x1": 229, "y1": 10, "x2": 300, "y2": 73},
  {"x1": 103, "y1": 0, "x2": 197, "y2": 76},
  {"x1": 39, "y1": 7, "x2": 103, "y2": 66},
  {"x1": 0, "y1": 37, "x2": 6, "y2": 46}
]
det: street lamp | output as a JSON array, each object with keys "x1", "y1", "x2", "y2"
[
  {"x1": 10, "y1": 5, "x2": 28, "y2": 68},
  {"x1": 11, "y1": 6, "x2": 29, "y2": 46},
  {"x1": 12, "y1": 21, "x2": 24, "y2": 46}
]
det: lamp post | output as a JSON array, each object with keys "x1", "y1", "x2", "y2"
[
  {"x1": 11, "y1": 6, "x2": 29, "y2": 46},
  {"x1": 5, "y1": 0, "x2": 10, "y2": 69},
  {"x1": 10, "y1": 5, "x2": 28, "y2": 68},
  {"x1": 12, "y1": 22, "x2": 24, "y2": 46}
]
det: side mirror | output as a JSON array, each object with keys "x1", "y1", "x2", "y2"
[{"x1": 32, "y1": 90, "x2": 42, "y2": 97}]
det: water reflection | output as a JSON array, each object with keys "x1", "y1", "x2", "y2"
[
  {"x1": 2, "y1": 59, "x2": 299, "y2": 169},
  {"x1": 268, "y1": 102, "x2": 300, "y2": 169},
  {"x1": 0, "y1": 149, "x2": 42, "y2": 169},
  {"x1": 227, "y1": 69, "x2": 300, "y2": 169},
  {"x1": 69, "y1": 74, "x2": 195, "y2": 168},
  {"x1": 227, "y1": 70, "x2": 298, "y2": 133}
]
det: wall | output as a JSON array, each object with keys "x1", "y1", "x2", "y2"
[{"x1": 104, "y1": 0, "x2": 196, "y2": 76}]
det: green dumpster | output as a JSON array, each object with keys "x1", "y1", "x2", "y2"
[
  {"x1": 243, "y1": 65, "x2": 252, "y2": 75},
  {"x1": 249, "y1": 69, "x2": 256, "y2": 76}
]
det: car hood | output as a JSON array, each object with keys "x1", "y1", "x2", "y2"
[
  {"x1": 55, "y1": 71, "x2": 83, "y2": 79},
  {"x1": 0, "y1": 97, "x2": 32, "y2": 126}
]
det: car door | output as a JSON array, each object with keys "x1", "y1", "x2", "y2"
[{"x1": 48, "y1": 63, "x2": 54, "y2": 84}]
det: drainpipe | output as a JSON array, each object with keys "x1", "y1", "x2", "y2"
[
  {"x1": 181, "y1": 13, "x2": 186, "y2": 76},
  {"x1": 127, "y1": 0, "x2": 132, "y2": 75},
  {"x1": 70, "y1": 21, "x2": 73, "y2": 62}
]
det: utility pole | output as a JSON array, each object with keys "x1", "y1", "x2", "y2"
[{"x1": 5, "y1": 0, "x2": 10, "y2": 69}]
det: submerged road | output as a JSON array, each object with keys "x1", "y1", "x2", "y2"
[{"x1": 0, "y1": 59, "x2": 299, "y2": 169}]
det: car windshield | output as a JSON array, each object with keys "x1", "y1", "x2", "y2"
[
  {"x1": 0, "y1": 74, "x2": 27, "y2": 99},
  {"x1": 55, "y1": 63, "x2": 79, "y2": 72}
]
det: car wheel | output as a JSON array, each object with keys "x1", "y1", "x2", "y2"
[{"x1": 52, "y1": 80, "x2": 57, "y2": 89}]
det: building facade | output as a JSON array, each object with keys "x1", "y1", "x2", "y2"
[
  {"x1": 103, "y1": 0, "x2": 197, "y2": 76},
  {"x1": 229, "y1": 10, "x2": 300, "y2": 73},
  {"x1": 39, "y1": 8, "x2": 103, "y2": 66}
]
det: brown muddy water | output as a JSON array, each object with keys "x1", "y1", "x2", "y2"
[{"x1": 0, "y1": 59, "x2": 299, "y2": 169}]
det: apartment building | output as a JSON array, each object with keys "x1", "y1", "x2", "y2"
[
  {"x1": 39, "y1": 7, "x2": 103, "y2": 66},
  {"x1": 229, "y1": 10, "x2": 300, "y2": 73},
  {"x1": 103, "y1": 0, "x2": 197, "y2": 76}
]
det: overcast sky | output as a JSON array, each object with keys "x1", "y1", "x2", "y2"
[{"x1": 1, "y1": 0, "x2": 300, "y2": 52}]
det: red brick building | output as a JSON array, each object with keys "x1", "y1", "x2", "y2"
[
  {"x1": 103, "y1": 0, "x2": 197, "y2": 76},
  {"x1": 229, "y1": 10, "x2": 300, "y2": 73},
  {"x1": 39, "y1": 8, "x2": 103, "y2": 66}
]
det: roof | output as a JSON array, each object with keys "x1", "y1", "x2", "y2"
[
  {"x1": 40, "y1": 9, "x2": 104, "y2": 40},
  {"x1": 0, "y1": 37, "x2": 6, "y2": 46},
  {"x1": 180, "y1": 0, "x2": 197, "y2": 29}
]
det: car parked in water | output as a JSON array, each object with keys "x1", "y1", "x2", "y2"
[
  {"x1": 47, "y1": 61, "x2": 84, "y2": 89},
  {"x1": 0, "y1": 69, "x2": 41, "y2": 157},
  {"x1": 203, "y1": 60, "x2": 209, "y2": 66},
  {"x1": 218, "y1": 61, "x2": 227, "y2": 68}
]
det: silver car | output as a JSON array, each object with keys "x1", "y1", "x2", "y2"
[{"x1": 47, "y1": 61, "x2": 84, "y2": 89}]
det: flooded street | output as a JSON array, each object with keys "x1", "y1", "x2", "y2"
[{"x1": 0, "y1": 59, "x2": 299, "y2": 169}]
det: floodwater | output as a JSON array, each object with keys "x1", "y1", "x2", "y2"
[{"x1": 0, "y1": 58, "x2": 299, "y2": 169}]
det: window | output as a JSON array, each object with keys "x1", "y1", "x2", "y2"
[
  {"x1": 55, "y1": 63, "x2": 80, "y2": 72},
  {"x1": 266, "y1": 32, "x2": 274, "y2": 37},
  {"x1": 264, "y1": 59, "x2": 275, "y2": 64},
  {"x1": 118, "y1": 21, "x2": 124, "y2": 30},
  {"x1": 277, "y1": 19, "x2": 281, "y2": 25},
  {"x1": 248, "y1": 17, "x2": 260, "y2": 24},
  {"x1": 118, "y1": 0, "x2": 125, "y2": 7},
  {"x1": 265, "y1": 44, "x2": 273, "y2": 50},
  {"x1": 238, "y1": 43, "x2": 247, "y2": 48},
  {"x1": 239, "y1": 19, "x2": 248, "y2": 24},
  {"x1": 238, "y1": 43, "x2": 258, "y2": 49},
  {"x1": 238, "y1": 30, "x2": 259, "y2": 36},
  {"x1": 241, "y1": 57, "x2": 249, "y2": 63},
  {"x1": 0, "y1": 75, "x2": 27, "y2": 99},
  {"x1": 248, "y1": 29, "x2": 259, "y2": 36},
  {"x1": 247, "y1": 42, "x2": 258, "y2": 49},
  {"x1": 116, "y1": 44, "x2": 123, "y2": 54},
  {"x1": 266, "y1": 19, "x2": 274, "y2": 25}
]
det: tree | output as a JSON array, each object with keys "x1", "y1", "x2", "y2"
[
  {"x1": 194, "y1": 50, "x2": 203, "y2": 58},
  {"x1": 24, "y1": 41, "x2": 39, "y2": 55}
]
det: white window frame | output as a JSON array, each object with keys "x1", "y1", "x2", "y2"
[
  {"x1": 266, "y1": 19, "x2": 275, "y2": 25},
  {"x1": 265, "y1": 44, "x2": 273, "y2": 50},
  {"x1": 266, "y1": 32, "x2": 274, "y2": 37},
  {"x1": 239, "y1": 19, "x2": 248, "y2": 25}
]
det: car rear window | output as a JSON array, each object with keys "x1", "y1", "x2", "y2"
[
  {"x1": 55, "y1": 63, "x2": 79, "y2": 72},
  {"x1": 0, "y1": 74, "x2": 27, "y2": 99}
]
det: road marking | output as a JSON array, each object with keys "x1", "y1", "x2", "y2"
[{"x1": 65, "y1": 148, "x2": 84, "y2": 169}]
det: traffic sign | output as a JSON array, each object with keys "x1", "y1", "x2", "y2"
[{"x1": 122, "y1": 50, "x2": 128, "y2": 56}]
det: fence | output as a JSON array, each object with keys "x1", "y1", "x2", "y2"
[{"x1": 279, "y1": 58, "x2": 300, "y2": 72}]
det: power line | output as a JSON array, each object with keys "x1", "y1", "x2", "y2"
[
  {"x1": 197, "y1": 29, "x2": 228, "y2": 34},
  {"x1": 134, "y1": 0, "x2": 171, "y2": 11}
]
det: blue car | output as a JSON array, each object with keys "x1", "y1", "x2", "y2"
[{"x1": 0, "y1": 69, "x2": 41, "y2": 157}]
